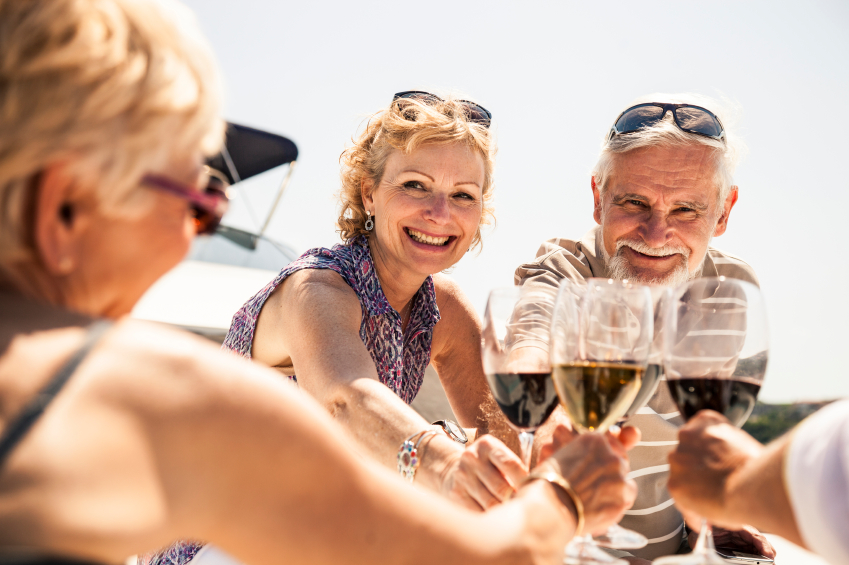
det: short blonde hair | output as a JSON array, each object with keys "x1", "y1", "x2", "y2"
[
  {"x1": 0, "y1": 0, "x2": 224, "y2": 269},
  {"x1": 337, "y1": 95, "x2": 496, "y2": 251}
]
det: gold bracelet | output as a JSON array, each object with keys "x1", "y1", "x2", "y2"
[{"x1": 524, "y1": 471, "x2": 585, "y2": 537}]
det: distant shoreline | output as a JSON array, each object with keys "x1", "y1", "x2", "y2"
[{"x1": 743, "y1": 400, "x2": 836, "y2": 443}]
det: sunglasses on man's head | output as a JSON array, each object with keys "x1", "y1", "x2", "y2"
[
  {"x1": 608, "y1": 103, "x2": 725, "y2": 142},
  {"x1": 392, "y1": 91, "x2": 493, "y2": 128},
  {"x1": 142, "y1": 166, "x2": 230, "y2": 235}
]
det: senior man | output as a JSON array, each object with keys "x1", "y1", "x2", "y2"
[{"x1": 516, "y1": 94, "x2": 773, "y2": 563}]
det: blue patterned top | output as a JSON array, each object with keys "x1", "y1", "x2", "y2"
[
  {"x1": 143, "y1": 237, "x2": 442, "y2": 565},
  {"x1": 223, "y1": 235, "x2": 441, "y2": 404}
]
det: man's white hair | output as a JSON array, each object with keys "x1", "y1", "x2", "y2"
[{"x1": 592, "y1": 93, "x2": 746, "y2": 205}]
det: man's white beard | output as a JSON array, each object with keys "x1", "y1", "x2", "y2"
[{"x1": 600, "y1": 233, "x2": 705, "y2": 287}]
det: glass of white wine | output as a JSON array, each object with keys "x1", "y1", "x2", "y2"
[{"x1": 550, "y1": 279, "x2": 653, "y2": 565}]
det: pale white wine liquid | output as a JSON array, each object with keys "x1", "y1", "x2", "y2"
[{"x1": 553, "y1": 362, "x2": 643, "y2": 432}]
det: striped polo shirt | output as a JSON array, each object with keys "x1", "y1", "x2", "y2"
[{"x1": 515, "y1": 226, "x2": 758, "y2": 561}]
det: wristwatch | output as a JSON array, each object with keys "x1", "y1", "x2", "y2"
[{"x1": 432, "y1": 419, "x2": 468, "y2": 444}]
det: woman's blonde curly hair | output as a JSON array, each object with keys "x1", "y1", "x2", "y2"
[{"x1": 337, "y1": 94, "x2": 496, "y2": 251}]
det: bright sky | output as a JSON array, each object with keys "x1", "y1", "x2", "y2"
[{"x1": 181, "y1": 0, "x2": 849, "y2": 403}]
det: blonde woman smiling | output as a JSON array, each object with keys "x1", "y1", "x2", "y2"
[{"x1": 224, "y1": 94, "x2": 524, "y2": 508}]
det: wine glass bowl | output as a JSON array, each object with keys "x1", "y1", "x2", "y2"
[
  {"x1": 662, "y1": 277, "x2": 768, "y2": 427},
  {"x1": 481, "y1": 286, "x2": 560, "y2": 468},
  {"x1": 551, "y1": 279, "x2": 654, "y2": 434}
]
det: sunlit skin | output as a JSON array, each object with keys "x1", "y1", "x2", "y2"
[
  {"x1": 251, "y1": 140, "x2": 534, "y2": 512},
  {"x1": 592, "y1": 144, "x2": 738, "y2": 282},
  {"x1": 363, "y1": 142, "x2": 484, "y2": 318},
  {"x1": 23, "y1": 155, "x2": 205, "y2": 318}
]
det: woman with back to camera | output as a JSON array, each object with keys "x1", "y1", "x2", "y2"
[
  {"x1": 0, "y1": 1, "x2": 639, "y2": 564},
  {"x1": 223, "y1": 92, "x2": 530, "y2": 509}
]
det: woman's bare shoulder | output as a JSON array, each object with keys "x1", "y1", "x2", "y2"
[
  {"x1": 430, "y1": 274, "x2": 480, "y2": 355},
  {"x1": 264, "y1": 267, "x2": 360, "y2": 316},
  {"x1": 432, "y1": 274, "x2": 476, "y2": 323}
]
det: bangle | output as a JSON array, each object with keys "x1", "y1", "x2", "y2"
[
  {"x1": 397, "y1": 430, "x2": 438, "y2": 482},
  {"x1": 523, "y1": 471, "x2": 585, "y2": 537}
]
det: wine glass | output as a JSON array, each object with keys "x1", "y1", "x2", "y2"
[
  {"x1": 550, "y1": 278, "x2": 654, "y2": 565},
  {"x1": 595, "y1": 287, "x2": 671, "y2": 550},
  {"x1": 481, "y1": 285, "x2": 560, "y2": 469},
  {"x1": 654, "y1": 277, "x2": 768, "y2": 565}
]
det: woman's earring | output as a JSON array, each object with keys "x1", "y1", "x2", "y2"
[{"x1": 365, "y1": 211, "x2": 374, "y2": 231}]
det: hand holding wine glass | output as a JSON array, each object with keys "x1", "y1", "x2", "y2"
[
  {"x1": 655, "y1": 277, "x2": 769, "y2": 565},
  {"x1": 551, "y1": 278, "x2": 654, "y2": 564}
]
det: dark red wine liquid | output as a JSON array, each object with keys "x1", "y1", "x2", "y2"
[
  {"x1": 667, "y1": 378, "x2": 761, "y2": 427},
  {"x1": 486, "y1": 372, "x2": 558, "y2": 431}
]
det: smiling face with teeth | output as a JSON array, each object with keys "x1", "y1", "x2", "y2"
[
  {"x1": 362, "y1": 142, "x2": 484, "y2": 284},
  {"x1": 593, "y1": 144, "x2": 739, "y2": 285}
]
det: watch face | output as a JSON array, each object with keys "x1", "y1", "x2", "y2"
[{"x1": 440, "y1": 420, "x2": 468, "y2": 443}]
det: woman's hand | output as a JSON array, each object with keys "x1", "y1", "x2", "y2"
[
  {"x1": 540, "y1": 432, "x2": 638, "y2": 535},
  {"x1": 439, "y1": 435, "x2": 527, "y2": 511}
]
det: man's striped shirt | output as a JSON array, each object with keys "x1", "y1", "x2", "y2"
[{"x1": 515, "y1": 226, "x2": 758, "y2": 561}]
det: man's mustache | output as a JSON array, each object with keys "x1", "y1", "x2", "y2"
[{"x1": 615, "y1": 239, "x2": 690, "y2": 259}]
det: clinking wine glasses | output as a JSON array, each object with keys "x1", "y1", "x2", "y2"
[
  {"x1": 481, "y1": 286, "x2": 560, "y2": 468},
  {"x1": 654, "y1": 277, "x2": 768, "y2": 565},
  {"x1": 551, "y1": 279, "x2": 654, "y2": 565}
]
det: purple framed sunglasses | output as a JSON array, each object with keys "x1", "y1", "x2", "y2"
[{"x1": 141, "y1": 166, "x2": 229, "y2": 235}]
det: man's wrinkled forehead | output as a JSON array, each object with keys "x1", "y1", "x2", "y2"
[{"x1": 605, "y1": 144, "x2": 721, "y2": 205}]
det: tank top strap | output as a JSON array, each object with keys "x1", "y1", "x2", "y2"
[{"x1": 0, "y1": 319, "x2": 113, "y2": 469}]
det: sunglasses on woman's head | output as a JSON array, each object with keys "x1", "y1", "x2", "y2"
[
  {"x1": 608, "y1": 103, "x2": 725, "y2": 142},
  {"x1": 393, "y1": 91, "x2": 492, "y2": 128},
  {"x1": 141, "y1": 166, "x2": 230, "y2": 235}
]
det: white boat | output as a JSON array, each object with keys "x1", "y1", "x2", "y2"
[{"x1": 132, "y1": 122, "x2": 299, "y2": 342}]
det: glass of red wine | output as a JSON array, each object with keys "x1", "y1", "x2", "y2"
[
  {"x1": 655, "y1": 277, "x2": 768, "y2": 565},
  {"x1": 551, "y1": 278, "x2": 654, "y2": 565},
  {"x1": 481, "y1": 285, "x2": 560, "y2": 469}
]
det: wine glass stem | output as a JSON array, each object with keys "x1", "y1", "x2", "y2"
[
  {"x1": 693, "y1": 519, "x2": 716, "y2": 555},
  {"x1": 518, "y1": 431, "x2": 534, "y2": 469}
]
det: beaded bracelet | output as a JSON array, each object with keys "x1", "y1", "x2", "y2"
[
  {"x1": 397, "y1": 430, "x2": 438, "y2": 482},
  {"x1": 523, "y1": 471, "x2": 585, "y2": 536}
]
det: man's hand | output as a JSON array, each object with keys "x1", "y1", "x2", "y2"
[
  {"x1": 439, "y1": 434, "x2": 527, "y2": 511},
  {"x1": 667, "y1": 410, "x2": 764, "y2": 528},
  {"x1": 685, "y1": 524, "x2": 776, "y2": 559}
]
